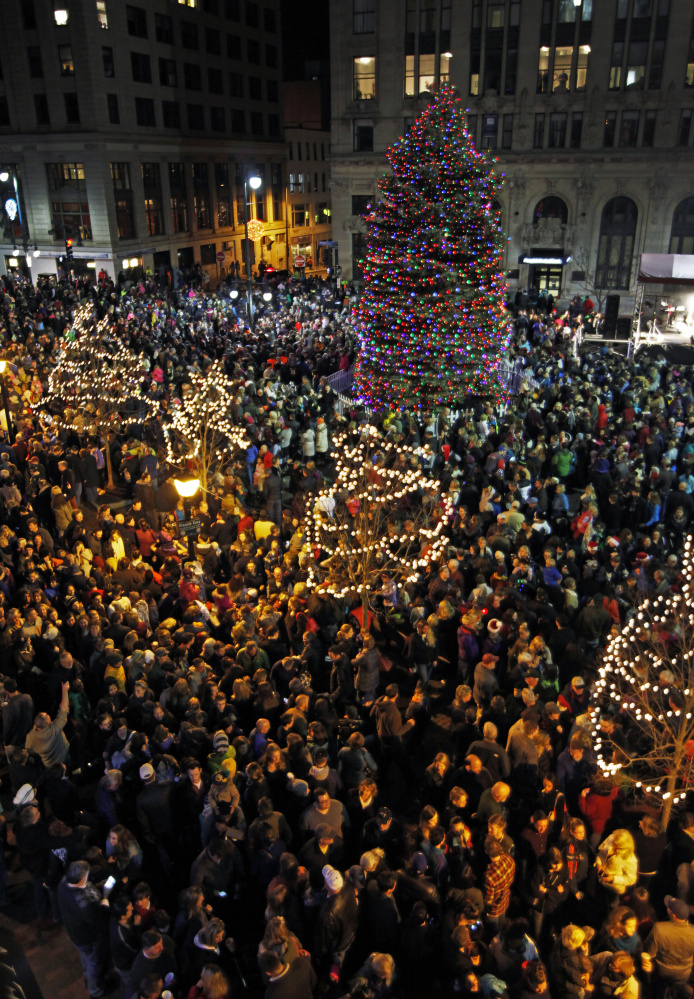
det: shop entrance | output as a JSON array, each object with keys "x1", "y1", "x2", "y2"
[{"x1": 529, "y1": 264, "x2": 563, "y2": 296}]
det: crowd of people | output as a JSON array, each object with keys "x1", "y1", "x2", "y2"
[{"x1": 0, "y1": 269, "x2": 693, "y2": 999}]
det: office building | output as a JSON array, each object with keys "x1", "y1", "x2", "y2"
[
  {"x1": 329, "y1": 0, "x2": 694, "y2": 311},
  {"x1": 0, "y1": 0, "x2": 287, "y2": 281}
]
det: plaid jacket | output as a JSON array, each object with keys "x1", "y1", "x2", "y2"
[{"x1": 484, "y1": 853, "x2": 516, "y2": 916}]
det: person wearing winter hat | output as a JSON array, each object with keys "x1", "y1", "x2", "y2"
[
  {"x1": 313, "y1": 863, "x2": 358, "y2": 983},
  {"x1": 206, "y1": 731, "x2": 237, "y2": 776}
]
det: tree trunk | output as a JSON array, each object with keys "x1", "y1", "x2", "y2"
[
  {"x1": 662, "y1": 768, "x2": 678, "y2": 831},
  {"x1": 102, "y1": 426, "x2": 115, "y2": 491}
]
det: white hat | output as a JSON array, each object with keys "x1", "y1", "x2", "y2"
[
  {"x1": 322, "y1": 864, "x2": 344, "y2": 892},
  {"x1": 13, "y1": 784, "x2": 36, "y2": 806}
]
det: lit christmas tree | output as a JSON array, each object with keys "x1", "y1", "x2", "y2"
[{"x1": 353, "y1": 84, "x2": 509, "y2": 416}]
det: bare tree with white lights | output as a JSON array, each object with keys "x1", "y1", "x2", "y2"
[
  {"x1": 164, "y1": 359, "x2": 249, "y2": 496},
  {"x1": 44, "y1": 307, "x2": 151, "y2": 489},
  {"x1": 304, "y1": 426, "x2": 453, "y2": 621},
  {"x1": 591, "y1": 536, "x2": 694, "y2": 829}
]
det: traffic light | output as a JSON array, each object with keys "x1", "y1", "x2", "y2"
[{"x1": 65, "y1": 238, "x2": 74, "y2": 260}]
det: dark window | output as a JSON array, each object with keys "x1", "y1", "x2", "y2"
[
  {"x1": 126, "y1": 5, "x2": 148, "y2": 38},
  {"x1": 267, "y1": 79, "x2": 278, "y2": 102},
  {"x1": 188, "y1": 104, "x2": 204, "y2": 130},
  {"x1": 202, "y1": 0, "x2": 219, "y2": 12},
  {"x1": 22, "y1": 1, "x2": 37, "y2": 29},
  {"x1": 206, "y1": 27, "x2": 222, "y2": 55},
  {"x1": 210, "y1": 107, "x2": 225, "y2": 131},
  {"x1": 227, "y1": 34, "x2": 241, "y2": 58},
  {"x1": 626, "y1": 40, "x2": 647, "y2": 89},
  {"x1": 250, "y1": 111, "x2": 263, "y2": 135},
  {"x1": 481, "y1": 113, "x2": 498, "y2": 149},
  {"x1": 596, "y1": 197, "x2": 637, "y2": 289},
  {"x1": 208, "y1": 68, "x2": 223, "y2": 94},
  {"x1": 642, "y1": 108, "x2": 656, "y2": 146},
  {"x1": 135, "y1": 97, "x2": 156, "y2": 127},
  {"x1": 111, "y1": 163, "x2": 132, "y2": 190},
  {"x1": 131, "y1": 52, "x2": 152, "y2": 84},
  {"x1": 145, "y1": 197, "x2": 164, "y2": 237},
  {"x1": 34, "y1": 93, "x2": 50, "y2": 125},
  {"x1": 533, "y1": 112, "x2": 545, "y2": 148},
  {"x1": 619, "y1": 110, "x2": 640, "y2": 146},
  {"x1": 0, "y1": 99, "x2": 10, "y2": 128},
  {"x1": 649, "y1": 39, "x2": 664, "y2": 89},
  {"x1": 107, "y1": 93, "x2": 120, "y2": 124},
  {"x1": 678, "y1": 109, "x2": 692, "y2": 146},
  {"x1": 230, "y1": 109, "x2": 245, "y2": 133},
  {"x1": 245, "y1": 1, "x2": 259, "y2": 27},
  {"x1": 162, "y1": 101, "x2": 180, "y2": 128},
  {"x1": 64, "y1": 93, "x2": 80, "y2": 124},
  {"x1": 547, "y1": 111, "x2": 567, "y2": 147},
  {"x1": 467, "y1": 114, "x2": 477, "y2": 142},
  {"x1": 115, "y1": 197, "x2": 136, "y2": 240},
  {"x1": 155, "y1": 13, "x2": 174, "y2": 43},
  {"x1": 102, "y1": 46, "x2": 115, "y2": 77},
  {"x1": 271, "y1": 162, "x2": 283, "y2": 220},
  {"x1": 264, "y1": 6, "x2": 276, "y2": 31},
  {"x1": 505, "y1": 43, "x2": 518, "y2": 95},
  {"x1": 216, "y1": 163, "x2": 231, "y2": 227},
  {"x1": 170, "y1": 197, "x2": 188, "y2": 233},
  {"x1": 603, "y1": 110, "x2": 617, "y2": 147},
  {"x1": 51, "y1": 201, "x2": 91, "y2": 241},
  {"x1": 59, "y1": 45, "x2": 74, "y2": 76},
  {"x1": 249, "y1": 77, "x2": 262, "y2": 99},
  {"x1": 570, "y1": 112, "x2": 583, "y2": 148},
  {"x1": 534, "y1": 197, "x2": 568, "y2": 224},
  {"x1": 268, "y1": 113, "x2": 280, "y2": 136},
  {"x1": 184, "y1": 63, "x2": 202, "y2": 90},
  {"x1": 181, "y1": 21, "x2": 199, "y2": 49},
  {"x1": 266, "y1": 44, "x2": 277, "y2": 68},
  {"x1": 247, "y1": 39, "x2": 260, "y2": 63},
  {"x1": 229, "y1": 72, "x2": 244, "y2": 97},
  {"x1": 169, "y1": 162, "x2": 186, "y2": 191},
  {"x1": 142, "y1": 163, "x2": 161, "y2": 189},
  {"x1": 353, "y1": 119, "x2": 373, "y2": 151},
  {"x1": 353, "y1": 0, "x2": 375, "y2": 33},
  {"x1": 669, "y1": 198, "x2": 694, "y2": 254},
  {"x1": 159, "y1": 58, "x2": 177, "y2": 87},
  {"x1": 27, "y1": 46, "x2": 43, "y2": 79},
  {"x1": 225, "y1": 0, "x2": 240, "y2": 19},
  {"x1": 502, "y1": 114, "x2": 514, "y2": 149}
]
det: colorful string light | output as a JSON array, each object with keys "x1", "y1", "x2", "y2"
[{"x1": 353, "y1": 84, "x2": 510, "y2": 416}]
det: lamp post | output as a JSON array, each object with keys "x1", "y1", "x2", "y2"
[
  {"x1": 243, "y1": 171, "x2": 262, "y2": 331},
  {"x1": 0, "y1": 360, "x2": 15, "y2": 444},
  {"x1": 174, "y1": 476, "x2": 200, "y2": 562}
]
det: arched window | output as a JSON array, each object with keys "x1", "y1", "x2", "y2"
[
  {"x1": 596, "y1": 197, "x2": 637, "y2": 290},
  {"x1": 533, "y1": 196, "x2": 568, "y2": 224},
  {"x1": 669, "y1": 198, "x2": 694, "y2": 254}
]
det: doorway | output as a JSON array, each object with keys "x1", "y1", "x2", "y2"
[{"x1": 529, "y1": 264, "x2": 563, "y2": 296}]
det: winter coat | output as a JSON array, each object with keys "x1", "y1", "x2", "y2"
[
  {"x1": 315, "y1": 422, "x2": 329, "y2": 453},
  {"x1": 301, "y1": 429, "x2": 315, "y2": 457},
  {"x1": 353, "y1": 646, "x2": 380, "y2": 693}
]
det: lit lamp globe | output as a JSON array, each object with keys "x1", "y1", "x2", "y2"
[
  {"x1": 0, "y1": 360, "x2": 6, "y2": 374},
  {"x1": 263, "y1": 292, "x2": 272, "y2": 302},
  {"x1": 248, "y1": 175, "x2": 262, "y2": 190},
  {"x1": 0, "y1": 172, "x2": 8, "y2": 183},
  {"x1": 174, "y1": 477, "x2": 200, "y2": 498},
  {"x1": 230, "y1": 290, "x2": 239, "y2": 299},
  {"x1": 247, "y1": 219, "x2": 265, "y2": 241}
]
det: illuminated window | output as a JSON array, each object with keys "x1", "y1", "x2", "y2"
[
  {"x1": 553, "y1": 47, "x2": 572, "y2": 91},
  {"x1": 405, "y1": 54, "x2": 415, "y2": 96},
  {"x1": 54, "y1": 8, "x2": 69, "y2": 25},
  {"x1": 419, "y1": 53, "x2": 435, "y2": 93},
  {"x1": 538, "y1": 47, "x2": 549, "y2": 93},
  {"x1": 576, "y1": 45, "x2": 590, "y2": 90},
  {"x1": 440, "y1": 51, "x2": 451, "y2": 84},
  {"x1": 353, "y1": 56, "x2": 376, "y2": 100},
  {"x1": 96, "y1": 1, "x2": 108, "y2": 28},
  {"x1": 59, "y1": 45, "x2": 74, "y2": 76},
  {"x1": 626, "y1": 41, "x2": 647, "y2": 88}
]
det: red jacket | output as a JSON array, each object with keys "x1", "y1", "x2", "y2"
[{"x1": 578, "y1": 786, "x2": 618, "y2": 835}]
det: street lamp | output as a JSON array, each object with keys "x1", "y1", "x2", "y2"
[
  {"x1": 174, "y1": 476, "x2": 200, "y2": 561},
  {"x1": 243, "y1": 172, "x2": 262, "y2": 331},
  {"x1": 0, "y1": 360, "x2": 15, "y2": 444}
]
